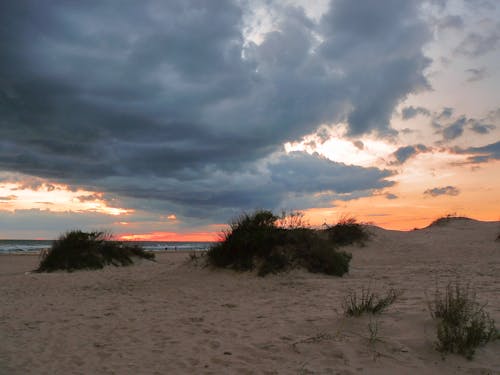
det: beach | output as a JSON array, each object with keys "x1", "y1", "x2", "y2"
[{"x1": 1, "y1": 219, "x2": 499, "y2": 374}]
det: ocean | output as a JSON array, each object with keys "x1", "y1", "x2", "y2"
[{"x1": 0, "y1": 239, "x2": 214, "y2": 254}]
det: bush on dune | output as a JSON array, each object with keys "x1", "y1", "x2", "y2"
[
  {"x1": 326, "y1": 215, "x2": 369, "y2": 246},
  {"x1": 37, "y1": 230, "x2": 154, "y2": 272},
  {"x1": 207, "y1": 210, "x2": 354, "y2": 277}
]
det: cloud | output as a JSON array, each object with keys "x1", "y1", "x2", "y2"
[
  {"x1": 455, "y1": 22, "x2": 500, "y2": 57},
  {"x1": 457, "y1": 141, "x2": 500, "y2": 164},
  {"x1": 0, "y1": 195, "x2": 17, "y2": 201},
  {"x1": 469, "y1": 121, "x2": 496, "y2": 134},
  {"x1": 401, "y1": 106, "x2": 431, "y2": 120},
  {"x1": 385, "y1": 193, "x2": 398, "y2": 200},
  {"x1": 423, "y1": 186, "x2": 460, "y2": 197},
  {"x1": 438, "y1": 107, "x2": 454, "y2": 120},
  {"x1": 442, "y1": 116, "x2": 467, "y2": 141},
  {"x1": 392, "y1": 144, "x2": 430, "y2": 164},
  {"x1": 0, "y1": 1, "x2": 430, "y2": 222},
  {"x1": 465, "y1": 67, "x2": 487, "y2": 82},
  {"x1": 437, "y1": 15, "x2": 464, "y2": 31}
]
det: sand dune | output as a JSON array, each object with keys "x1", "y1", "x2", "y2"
[{"x1": 1, "y1": 219, "x2": 499, "y2": 374}]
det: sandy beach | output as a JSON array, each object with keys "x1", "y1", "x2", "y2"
[{"x1": 1, "y1": 219, "x2": 499, "y2": 374}]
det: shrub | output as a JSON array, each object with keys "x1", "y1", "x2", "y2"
[
  {"x1": 429, "y1": 281, "x2": 498, "y2": 359},
  {"x1": 301, "y1": 244, "x2": 352, "y2": 276},
  {"x1": 207, "y1": 210, "x2": 352, "y2": 277},
  {"x1": 343, "y1": 287, "x2": 401, "y2": 317},
  {"x1": 327, "y1": 215, "x2": 369, "y2": 246},
  {"x1": 37, "y1": 230, "x2": 154, "y2": 272}
]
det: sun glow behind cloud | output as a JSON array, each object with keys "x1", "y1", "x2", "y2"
[
  {"x1": 0, "y1": 182, "x2": 131, "y2": 216},
  {"x1": 284, "y1": 125, "x2": 397, "y2": 168}
]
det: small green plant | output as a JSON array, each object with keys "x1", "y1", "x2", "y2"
[
  {"x1": 343, "y1": 287, "x2": 401, "y2": 317},
  {"x1": 429, "y1": 281, "x2": 498, "y2": 359},
  {"x1": 327, "y1": 215, "x2": 369, "y2": 246},
  {"x1": 37, "y1": 230, "x2": 154, "y2": 272}
]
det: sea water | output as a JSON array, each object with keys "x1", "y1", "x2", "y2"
[{"x1": 0, "y1": 239, "x2": 214, "y2": 254}]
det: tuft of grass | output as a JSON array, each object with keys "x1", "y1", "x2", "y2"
[
  {"x1": 326, "y1": 215, "x2": 369, "y2": 246},
  {"x1": 37, "y1": 230, "x2": 154, "y2": 272},
  {"x1": 343, "y1": 287, "x2": 401, "y2": 317},
  {"x1": 429, "y1": 281, "x2": 498, "y2": 359},
  {"x1": 368, "y1": 317, "x2": 380, "y2": 344},
  {"x1": 429, "y1": 213, "x2": 471, "y2": 227},
  {"x1": 207, "y1": 210, "x2": 353, "y2": 277}
]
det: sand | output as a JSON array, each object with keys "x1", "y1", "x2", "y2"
[{"x1": 1, "y1": 219, "x2": 499, "y2": 374}]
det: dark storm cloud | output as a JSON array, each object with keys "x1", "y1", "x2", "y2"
[
  {"x1": 423, "y1": 186, "x2": 460, "y2": 197},
  {"x1": 319, "y1": 0, "x2": 431, "y2": 135},
  {"x1": 392, "y1": 144, "x2": 430, "y2": 164},
  {"x1": 401, "y1": 106, "x2": 431, "y2": 120},
  {"x1": 97, "y1": 151, "x2": 394, "y2": 222},
  {"x1": 0, "y1": 0, "x2": 429, "y2": 218}
]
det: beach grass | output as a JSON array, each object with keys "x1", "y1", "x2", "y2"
[
  {"x1": 429, "y1": 281, "x2": 498, "y2": 359},
  {"x1": 343, "y1": 287, "x2": 401, "y2": 317},
  {"x1": 37, "y1": 230, "x2": 154, "y2": 272}
]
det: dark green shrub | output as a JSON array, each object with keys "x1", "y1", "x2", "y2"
[
  {"x1": 343, "y1": 287, "x2": 401, "y2": 316},
  {"x1": 207, "y1": 210, "x2": 352, "y2": 277},
  {"x1": 37, "y1": 230, "x2": 154, "y2": 272},
  {"x1": 327, "y1": 215, "x2": 369, "y2": 246},
  {"x1": 302, "y1": 243, "x2": 352, "y2": 276},
  {"x1": 429, "y1": 281, "x2": 498, "y2": 359}
]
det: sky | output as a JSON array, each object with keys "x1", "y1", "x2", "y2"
[{"x1": 0, "y1": 0, "x2": 499, "y2": 240}]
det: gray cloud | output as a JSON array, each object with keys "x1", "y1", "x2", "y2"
[
  {"x1": 456, "y1": 141, "x2": 500, "y2": 164},
  {"x1": 455, "y1": 22, "x2": 500, "y2": 57},
  {"x1": 392, "y1": 144, "x2": 430, "y2": 164},
  {"x1": 385, "y1": 193, "x2": 398, "y2": 200},
  {"x1": 438, "y1": 107, "x2": 454, "y2": 120},
  {"x1": 437, "y1": 15, "x2": 464, "y2": 32},
  {"x1": 469, "y1": 121, "x2": 496, "y2": 134},
  {"x1": 424, "y1": 186, "x2": 460, "y2": 197},
  {"x1": 401, "y1": 106, "x2": 431, "y2": 120},
  {"x1": 96, "y1": 151, "x2": 395, "y2": 222},
  {"x1": 0, "y1": 1, "x2": 430, "y2": 222},
  {"x1": 442, "y1": 116, "x2": 467, "y2": 141},
  {"x1": 465, "y1": 67, "x2": 487, "y2": 82}
]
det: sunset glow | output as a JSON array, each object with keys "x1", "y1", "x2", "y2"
[{"x1": 119, "y1": 232, "x2": 220, "y2": 242}]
